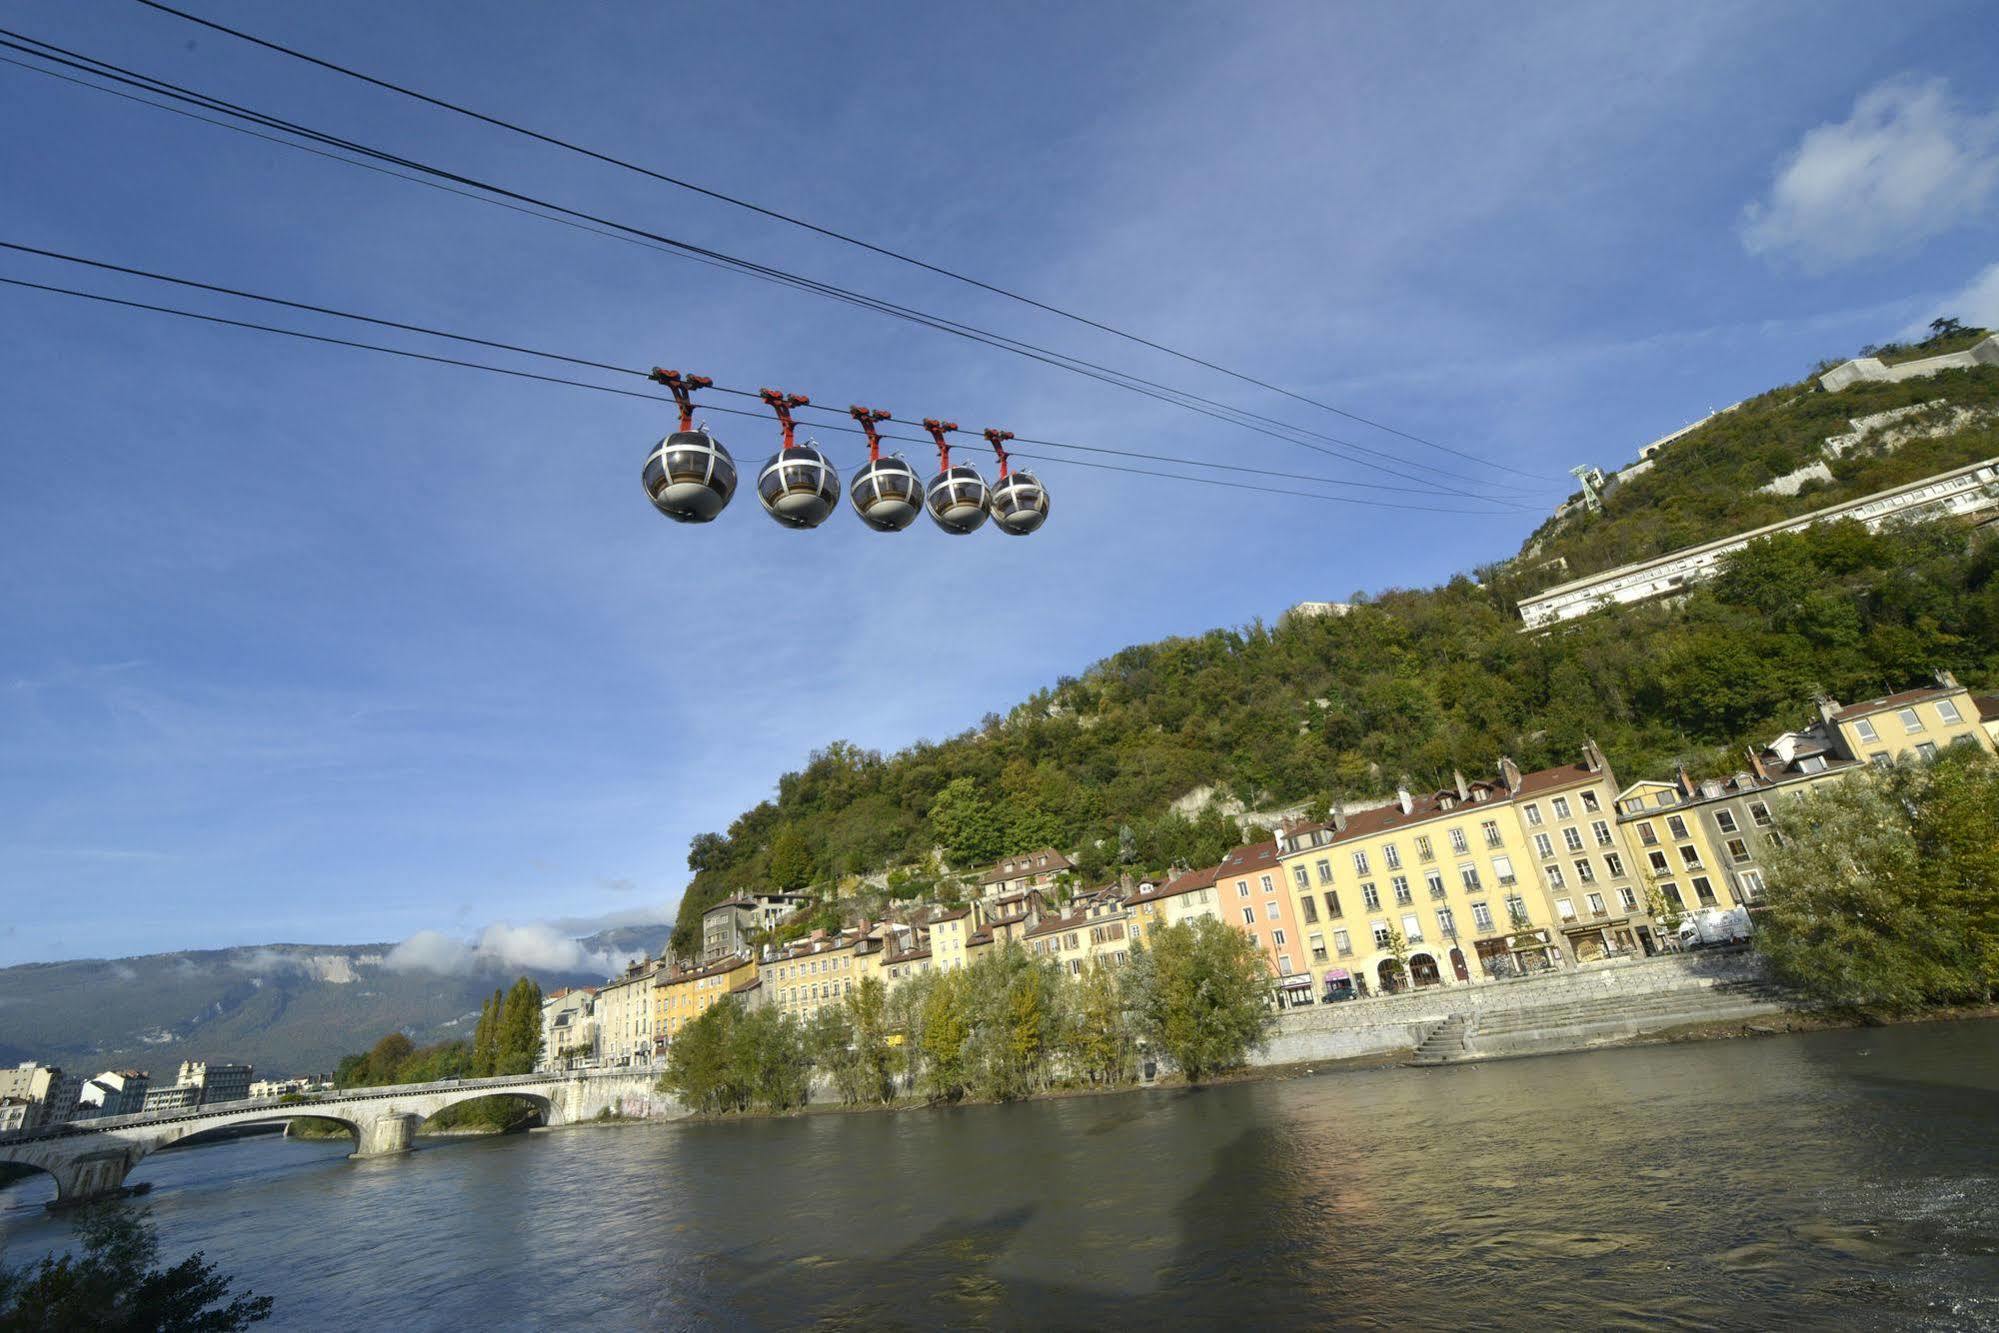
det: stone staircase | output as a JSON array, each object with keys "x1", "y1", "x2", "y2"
[
  {"x1": 1456, "y1": 977, "x2": 1794, "y2": 1061},
  {"x1": 1409, "y1": 1015, "x2": 1470, "y2": 1066}
]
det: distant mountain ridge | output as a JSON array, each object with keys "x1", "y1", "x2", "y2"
[{"x1": 0, "y1": 925, "x2": 669, "y2": 1079}]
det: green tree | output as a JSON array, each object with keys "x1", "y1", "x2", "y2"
[
  {"x1": 659, "y1": 1001, "x2": 744, "y2": 1114},
  {"x1": 919, "y1": 971, "x2": 972, "y2": 1100},
  {"x1": 769, "y1": 826, "x2": 816, "y2": 893},
  {"x1": 929, "y1": 777, "x2": 1006, "y2": 869},
  {"x1": 1760, "y1": 750, "x2": 1999, "y2": 1011},
  {"x1": 1126, "y1": 918, "x2": 1273, "y2": 1082},
  {"x1": 471, "y1": 989, "x2": 502, "y2": 1077},
  {"x1": 497, "y1": 976, "x2": 544, "y2": 1075},
  {"x1": 1061, "y1": 962, "x2": 1134, "y2": 1086},
  {"x1": 0, "y1": 1206, "x2": 273, "y2": 1330}
]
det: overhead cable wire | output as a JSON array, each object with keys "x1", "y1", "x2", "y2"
[
  {"x1": 0, "y1": 274, "x2": 1524, "y2": 517},
  {"x1": 0, "y1": 30, "x2": 1549, "y2": 505},
  {"x1": 134, "y1": 0, "x2": 1555, "y2": 483},
  {"x1": 0, "y1": 239, "x2": 1518, "y2": 504}
]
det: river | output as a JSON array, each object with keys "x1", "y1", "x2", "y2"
[{"x1": 4, "y1": 1021, "x2": 1998, "y2": 1329}]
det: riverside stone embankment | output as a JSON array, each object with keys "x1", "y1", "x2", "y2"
[{"x1": 1260, "y1": 950, "x2": 1792, "y2": 1067}]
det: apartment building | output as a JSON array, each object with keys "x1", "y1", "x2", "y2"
[
  {"x1": 596, "y1": 959, "x2": 661, "y2": 1065},
  {"x1": 175, "y1": 1061, "x2": 253, "y2": 1106},
  {"x1": 1023, "y1": 894, "x2": 1136, "y2": 976},
  {"x1": 700, "y1": 892, "x2": 809, "y2": 961},
  {"x1": 976, "y1": 848, "x2": 1073, "y2": 898},
  {"x1": 657, "y1": 953, "x2": 759, "y2": 1042},
  {"x1": 1124, "y1": 865, "x2": 1222, "y2": 948},
  {"x1": 1214, "y1": 840, "x2": 1310, "y2": 1005},
  {"x1": 540, "y1": 987, "x2": 599, "y2": 1071},
  {"x1": 930, "y1": 908, "x2": 977, "y2": 971},
  {"x1": 759, "y1": 935, "x2": 861, "y2": 1024},
  {"x1": 77, "y1": 1070, "x2": 150, "y2": 1117}
]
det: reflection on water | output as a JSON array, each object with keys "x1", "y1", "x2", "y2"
[{"x1": 4, "y1": 1021, "x2": 1997, "y2": 1329}]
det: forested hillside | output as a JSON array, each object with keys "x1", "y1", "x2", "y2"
[{"x1": 670, "y1": 344, "x2": 1999, "y2": 957}]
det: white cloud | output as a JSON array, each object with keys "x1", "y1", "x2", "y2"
[
  {"x1": 384, "y1": 921, "x2": 644, "y2": 978},
  {"x1": 1742, "y1": 77, "x2": 1999, "y2": 268},
  {"x1": 1908, "y1": 260, "x2": 1999, "y2": 335}
]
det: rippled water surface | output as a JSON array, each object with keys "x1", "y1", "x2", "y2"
[{"x1": 5, "y1": 1021, "x2": 1999, "y2": 1329}]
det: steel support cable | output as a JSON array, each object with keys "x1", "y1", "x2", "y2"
[
  {"x1": 0, "y1": 274, "x2": 1523, "y2": 517},
  {"x1": 0, "y1": 239, "x2": 1516, "y2": 503},
  {"x1": 0, "y1": 30, "x2": 1548, "y2": 505},
  {"x1": 134, "y1": 0, "x2": 1557, "y2": 483}
]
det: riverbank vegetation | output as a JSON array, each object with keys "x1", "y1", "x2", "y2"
[
  {"x1": 322, "y1": 977, "x2": 545, "y2": 1131},
  {"x1": 660, "y1": 921, "x2": 1271, "y2": 1116},
  {"x1": 1761, "y1": 747, "x2": 1998, "y2": 1014},
  {"x1": 0, "y1": 1206, "x2": 272, "y2": 1329}
]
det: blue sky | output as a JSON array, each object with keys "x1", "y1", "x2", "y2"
[{"x1": 4, "y1": 1, "x2": 1997, "y2": 968}]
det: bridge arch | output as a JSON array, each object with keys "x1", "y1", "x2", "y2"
[{"x1": 415, "y1": 1089, "x2": 554, "y2": 1136}]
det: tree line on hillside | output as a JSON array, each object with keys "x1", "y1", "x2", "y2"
[
  {"x1": 659, "y1": 919, "x2": 1272, "y2": 1115},
  {"x1": 1762, "y1": 746, "x2": 1999, "y2": 1013},
  {"x1": 672, "y1": 506, "x2": 1999, "y2": 955}
]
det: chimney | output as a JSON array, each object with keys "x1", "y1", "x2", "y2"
[
  {"x1": 1936, "y1": 668, "x2": 1960, "y2": 690},
  {"x1": 1745, "y1": 744, "x2": 1768, "y2": 783},
  {"x1": 1581, "y1": 738, "x2": 1606, "y2": 774},
  {"x1": 1332, "y1": 800, "x2": 1348, "y2": 834},
  {"x1": 1396, "y1": 778, "x2": 1413, "y2": 816},
  {"x1": 1814, "y1": 693, "x2": 1841, "y2": 728},
  {"x1": 1452, "y1": 769, "x2": 1470, "y2": 801},
  {"x1": 1675, "y1": 763, "x2": 1695, "y2": 799},
  {"x1": 1497, "y1": 756, "x2": 1522, "y2": 793}
]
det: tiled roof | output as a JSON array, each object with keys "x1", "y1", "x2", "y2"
[
  {"x1": 1024, "y1": 909, "x2": 1088, "y2": 940},
  {"x1": 1129, "y1": 865, "x2": 1218, "y2": 904},
  {"x1": 1278, "y1": 758, "x2": 1607, "y2": 851},
  {"x1": 978, "y1": 848, "x2": 1073, "y2": 884},
  {"x1": 1833, "y1": 685, "x2": 1956, "y2": 721},
  {"x1": 1218, "y1": 839, "x2": 1279, "y2": 872}
]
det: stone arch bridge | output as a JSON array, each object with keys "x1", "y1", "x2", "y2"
[{"x1": 0, "y1": 1069, "x2": 673, "y2": 1204}]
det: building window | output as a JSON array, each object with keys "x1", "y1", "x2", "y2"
[
  {"x1": 1449, "y1": 827, "x2": 1470, "y2": 855},
  {"x1": 1714, "y1": 809, "x2": 1739, "y2": 834},
  {"x1": 1659, "y1": 881, "x2": 1684, "y2": 909},
  {"x1": 1693, "y1": 877, "x2": 1717, "y2": 906},
  {"x1": 1504, "y1": 894, "x2": 1528, "y2": 923},
  {"x1": 1277, "y1": 954, "x2": 1292, "y2": 975},
  {"x1": 1638, "y1": 822, "x2": 1659, "y2": 846},
  {"x1": 1586, "y1": 892, "x2": 1606, "y2": 916},
  {"x1": 1301, "y1": 895, "x2": 1320, "y2": 924},
  {"x1": 1371, "y1": 922, "x2": 1392, "y2": 949},
  {"x1": 1548, "y1": 796, "x2": 1571, "y2": 821},
  {"x1": 1563, "y1": 827, "x2": 1585, "y2": 853},
  {"x1": 1260, "y1": 874, "x2": 1274, "y2": 893},
  {"x1": 1316, "y1": 859, "x2": 1333, "y2": 884},
  {"x1": 1266, "y1": 901, "x2": 1281, "y2": 921},
  {"x1": 1936, "y1": 698, "x2": 1963, "y2": 726},
  {"x1": 1272, "y1": 928, "x2": 1287, "y2": 946},
  {"x1": 1238, "y1": 881, "x2": 1251, "y2": 898},
  {"x1": 1739, "y1": 869, "x2": 1767, "y2": 901},
  {"x1": 1574, "y1": 858, "x2": 1596, "y2": 883},
  {"x1": 1679, "y1": 845, "x2": 1702, "y2": 869},
  {"x1": 1591, "y1": 820, "x2": 1613, "y2": 847},
  {"x1": 1241, "y1": 907, "x2": 1255, "y2": 925},
  {"x1": 1897, "y1": 707, "x2": 1924, "y2": 734},
  {"x1": 1460, "y1": 865, "x2": 1483, "y2": 892},
  {"x1": 1525, "y1": 803, "x2": 1543, "y2": 826},
  {"x1": 1293, "y1": 865, "x2": 1309, "y2": 889},
  {"x1": 1436, "y1": 907, "x2": 1456, "y2": 937},
  {"x1": 1333, "y1": 929, "x2": 1352, "y2": 956},
  {"x1": 1471, "y1": 901, "x2": 1494, "y2": 931},
  {"x1": 1361, "y1": 883, "x2": 1381, "y2": 910},
  {"x1": 1546, "y1": 864, "x2": 1565, "y2": 889},
  {"x1": 1916, "y1": 742, "x2": 1938, "y2": 761},
  {"x1": 1749, "y1": 802, "x2": 1773, "y2": 827},
  {"x1": 1666, "y1": 815, "x2": 1689, "y2": 840},
  {"x1": 1245, "y1": 931, "x2": 1257, "y2": 947},
  {"x1": 1556, "y1": 897, "x2": 1576, "y2": 921},
  {"x1": 1492, "y1": 855, "x2": 1516, "y2": 887},
  {"x1": 1481, "y1": 820, "x2": 1503, "y2": 849},
  {"x1": 1415, "y1": 835, "x2": 1434, "y2": 862},
  {"x1": 1383, "y1": 842, "x2": 1402, "y2": 870},
  {"x1": 1352, "y1": 851, "x2": 1372, "y2": 876},
  {"x1": 1324, "y1": 891, "x2": 1342, "y2": 919},
  {"x1": 1309, "y1": 933, "x2": 1327, "y2": 962},
  {"x1": 1726, "y1": 838, "x2": 1750, "y2": 863},
  {"x1": 1602, "y1": 851, "x2": 1624, "y2": 878},
  {"x1": 1581, "y1": 790, "x2": 1601, "y2": 813},
  {"x1": 1853, "y1": 717, "x2": 1879, "y2": 743},
  {"x1": 1534, "y1": 832, "x2": 1555, "y2": 860},
  {"x1": 1387, "y1": 875, "x2": 1409, "y2": 905},
  {"x1": 1425, "y1": 870, "x2": 1446, "y2": 899},
  {"x1": 1618, "y1": 886, "x2": 1638, "y2": 910}
]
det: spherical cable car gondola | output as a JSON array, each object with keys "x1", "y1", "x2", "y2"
[
  {"x1": 846, "y1": 405, "x2": 922, "y2": 532},
  {"x1": 754, "y1": 388, "x2": 841, "y2": 529},
  {"x1": 921, "y1": 418, "x2": 990, "y2": 535},
  {"x1": 640, "y1": 368, "x2": 737, "y2": 523},
  {"x1": 983, "y1": 428, "x2": 1049, "y2": 536}
]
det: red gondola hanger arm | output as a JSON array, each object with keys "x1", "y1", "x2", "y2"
[
  {"x1": 922, "y1": 417, "x2": 959, "y2": 470},
  {"x1": 760, "y1": 387, "x2": 811, "y2": 450},
  {"x1": 983, "y1": 428, "x2": 1015, "y2": 477},
  {"x1": 649, "y1": 367, "x2": 713, "y2": 432},
  {"x1": 849, "y1": 405, "x2": 892, "y2": 462}
]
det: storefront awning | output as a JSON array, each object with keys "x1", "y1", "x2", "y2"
[
  {"x1": 1323, "y1": 968, "x2": 1351, "y2": 981},
  {"x1": 1279, "y1": 975, "x2": 1312, "y2": 989}
]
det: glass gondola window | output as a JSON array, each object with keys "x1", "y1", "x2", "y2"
[{"x1": 641, "y1": 369, "x2": 736, "y2": 524}]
